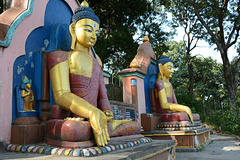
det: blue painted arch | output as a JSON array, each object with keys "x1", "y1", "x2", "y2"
[{"x1": 12, "y1": 0, "x2": 77, "y2": 121}]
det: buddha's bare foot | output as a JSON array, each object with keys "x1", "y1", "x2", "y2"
[
  {"x1": 89, "y1": 110, "x2": 109, "y2": 146},
  {"x1": 64, "y1": 117, "x2": 85, "y2": 121},
  {"x1": 111, "y1": 119, "x2": 132, "y2": 131}
]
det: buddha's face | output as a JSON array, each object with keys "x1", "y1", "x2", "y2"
[
  {"x1": 75, "y1": 19, "x2": 99, "y2": 48},
  {"x1": 160, "y1": 62, "x2": 174, "y2": 78},
  {"x1": 26, "y1": 83, "x2": 31, "y2": 89}
]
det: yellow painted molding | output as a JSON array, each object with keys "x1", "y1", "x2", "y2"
[{"x1": 143, "y1": 129, "x2": 210, "y2": 137}]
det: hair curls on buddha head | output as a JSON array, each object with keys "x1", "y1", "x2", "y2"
[
  {"x1": 157, "y1": 52, "x2": 173, "y2": 66},
  {"x1": 72, "y1": 1, "x2": 100, "y2": 24}
]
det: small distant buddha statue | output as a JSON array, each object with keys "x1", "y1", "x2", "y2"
[
  {"x1": 21, "y1": 76, "x2": 35, "y2": 111},
  {"x1": 47, "y1": 1, "x2": 140, "y2": 147},
  {"x1": 155, "y1": 53, "x2": 194, "y2": 122}
]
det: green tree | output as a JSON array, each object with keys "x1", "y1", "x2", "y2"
[
  {"x1": 86, "y1": 0, "x2": 171, "y2": 74},
  {"x1": 135, "y1": 0, "x2": 173, "y2": 59},
  {"x1": 0, "y1": 0, "x2": 3, "y2": 13},
  {"x1": 162, "y1": 0, "x2": 240, "y2": 106},
  {"x1": 0, "y1": 0, "x2": 11, "y2": 13},
  {"x1": 168, "y1": 41, "x2": 225, "y2": 115},
  {"x1": 88, "y1": 0, "x2": 140, "y2": 71},
  {"x1": 163, "y1": 0, "x2": 207, "y2": 95},
  {"x1": 167, "y1": 41, "x2": 186, "y2": 68},
  {"x1": 191, "y1": 0, "x2": 240, "y2": 105},
  {"x1": 194, "y1": 57, "x2": 225, "y2": 111}
]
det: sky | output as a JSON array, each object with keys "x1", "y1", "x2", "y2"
[{"x1": 174, "y1": 27, "x2": 239, "y2": 63}]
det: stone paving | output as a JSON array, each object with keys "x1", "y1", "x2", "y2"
[{"x1": 176, "y1": 134, "x2": 240, "y2": 160}]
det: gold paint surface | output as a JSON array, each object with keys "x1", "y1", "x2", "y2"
[
  {"x1": 50, "y1": 61, "x2": 71, "y2": 94},
  {"x1": 70, "y1": 19, "x2": 99, "y2": 50},
  {"x1": 164, "y1": 81, "x2": 173, "y2": 97},
  {"x1": 68, "y1": 51, "x2": 93, "y2": 77}
]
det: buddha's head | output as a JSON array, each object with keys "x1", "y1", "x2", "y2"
[
  {"x1": 157, "y1": 52, "x2": 174, "y2": 79},
  {"x1": 21, "y1": 76, "x2": 31, "y2": 89},
  {"x1": 70, "y1": 1, "x2": 100, "y2": 50}
]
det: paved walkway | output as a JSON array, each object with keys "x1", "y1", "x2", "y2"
[
  {"x1": 176, "y1": 134, "x2": 240, "y2": 160},
  {"x1": 0, "y1": 134, "x2": 239, "y2": 160}
]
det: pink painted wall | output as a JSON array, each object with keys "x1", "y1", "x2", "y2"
[
  {"x1": 122, "y1": 75, "x2": 146, "y2": 123},
  {"x1": 122, "y1": 77, "x2": 132, "y2": 104},
  {"x1": 0, "y1": 0, "x2": 78, "y2": 144}
]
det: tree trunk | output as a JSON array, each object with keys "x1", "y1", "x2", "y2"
[
  {"x1": 188, "y1": 61, "x2": 194, "y2": 95},
  {"x1": 192, "y1": 1, "x2": 239, "y2": 108},
  {"x1": 186, "y1": 51, "x2": 194, "y2": 95},
  {"x1": 220, "y1": 49, "x2": 237, "y2": 108},
  {"x1": 214, "y1": 99, "x2": 216, "y2": 112},
  {"x1": 202, "y1": 98, "x2": 205, "y2": 115}
]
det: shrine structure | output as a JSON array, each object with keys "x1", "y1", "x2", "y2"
[
  {"x1": 119, "y1": 36, "x2": 210, "y2": 151},
  {"x1": 0, "y1": 0, "x2": 176, "y2": 159}
]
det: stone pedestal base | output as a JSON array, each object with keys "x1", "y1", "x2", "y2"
[
  {"x1": 46, "y1": 138, "x2": 95, "y2": 149},
  {"x1": 46, "y1": 134, "x2": 144, "y2": 149},
  {"x1": 141, "y1": 113, "x2": 161, "y2": 131},
  {"x1": 141, "y1": 127, "x2": 210, "y2": 151},
  {"x1": 11, "y1": 125, "x2": 45, "y2": 145},
  {"x1": 11, "y1": 117, "x2": 45, "y2": 145},
  {"x1": 6, "y1": 137, "x2": 177, "y2": 159}
]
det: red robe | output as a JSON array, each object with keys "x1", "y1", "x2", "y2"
[
  {"x1": 48, "y1": 51, "x2": 112, "y2": 112},
  {"x1": 155, "y1": 80, "x2": 178, "y2": 114}
]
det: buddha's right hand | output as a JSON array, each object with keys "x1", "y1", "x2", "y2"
[
  {"x1": 89, "y1": 109, "x2": 110, "y2": 146},
  {"x1": 103, "y1": 110, "x2": 114, "y2": 121}
]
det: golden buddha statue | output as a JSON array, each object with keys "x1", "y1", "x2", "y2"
[
  {"x1": 155, "y1": 53, "x2": 194, "y2": 122},
  {"x1": 47, "y1": 1, "x2": 140, "y2": 147},
  {"x1": 21, "y1": 76, "x2": 35, "y2": 111}
]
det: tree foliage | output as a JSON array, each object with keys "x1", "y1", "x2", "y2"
[
  {"x1": 191, "y1": 0, "x2": 240, "y2": 102},
  {"x1": 163, "y1": 0, "x2": 209, "y2": 95},
  {"x1": 134, "y1": 0, "x2": 173, "y2": 59},
  {"x1": 0, "y1": 1, "x2": 3, "y2": 13},
  {"x1": 86, "y1": 0, "x2": 171, "y2": 73},
  {"x1": 168, "y1": 41, "x2": 225, "y2": 111},
  {"x1": 0, "y1": 0, "x2": 11, "y2": 13},
  {"x1": 162, "y1": 0, "x2": 240, "y2": 105}
]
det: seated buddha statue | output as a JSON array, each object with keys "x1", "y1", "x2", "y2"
[
  {"x1": 155, "y1": 53, "x2": 194, "y2": 123},
  {"x1": 47, "y1": 1, "x2": 141, "y2": 147}
]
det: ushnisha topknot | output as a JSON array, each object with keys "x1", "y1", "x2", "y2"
[
  {"x1": 72, "y1": 1, "x2": 100, "y2": 24},
  {"x1": 157, "y1": 52, "x2": 173, "y2": 66}
]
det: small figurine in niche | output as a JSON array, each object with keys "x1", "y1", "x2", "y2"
[{"x1": 21, "y1": 76, "x2": 35, "y2": 111}]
